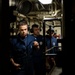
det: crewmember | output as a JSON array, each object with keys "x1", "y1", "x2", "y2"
[
  {"x1": 30, "y1": 24, "x2": 45, "y2": 75},
  {"x1": 9, "y1": 19, "x2": 39, "y2": 75}
]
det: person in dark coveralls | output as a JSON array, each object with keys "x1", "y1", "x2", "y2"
[
  {"x1": 9, "y1": 19, "x2": 39, "y2": 75},
  {"x1": 46, "y1": 29, "x2": 58, "y2": 54},
  {"x1": 30, "y1": 24, "x2": 45, "y2": 75},
  {"x1": 45, "y1": 28, "x2": 58, "y2": 73}
]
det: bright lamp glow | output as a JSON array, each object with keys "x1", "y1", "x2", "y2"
[{"x1": 38, "y1": 0, "x2": 52, "y2": 4}]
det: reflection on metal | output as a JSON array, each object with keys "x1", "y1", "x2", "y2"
[
  {"x1": 43, "y1": 17, "x2": 61, "y2": 21},
  {"x1": 9, "y1": 0, "x2": 15, "y2": 6},
  {"x1": 49, "y1": 1, "x2": 61, "y2": 16},
  {"x1": 13, "y1": 11, "x2": 26, "y2": 18}
]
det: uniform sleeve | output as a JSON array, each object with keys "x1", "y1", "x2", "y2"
[
  {"x1": 9, "y1": 38, "x2": 14, "y2": 58},
  {"x1": 56, "y1": 39, "x2": 58, "y2": 47},
  {"x1": 55, "y1": 39, "x2": 59, "y2": 53},
  {"x1": 31, "y1": 36, "x2": 39, "y2": 50},
  {"x1": 34, "y1": 37, "x2": 37, "y2": 41}
]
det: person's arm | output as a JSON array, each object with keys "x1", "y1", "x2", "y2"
[
  {"x1": 9, "y1": 38, "x2": 21, "y2": 70},
  {"x1": 10, "y1": 58, "x2": 21, "y2": 70},
  {"x1": 10, "y1": 58, "x2": 20, "y2": 67}
]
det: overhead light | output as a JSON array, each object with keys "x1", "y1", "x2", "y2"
[{"x1": 38, "y1": 0, "x2": 52, "y2": 4}]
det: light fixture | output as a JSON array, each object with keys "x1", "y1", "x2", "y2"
[{"x1": 38, "y1": 0, "x2": 52, "y2": 4}]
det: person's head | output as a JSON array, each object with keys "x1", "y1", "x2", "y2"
[
  {"x1": 53, "y1": 32, "x2": 57, "y2": 38},
  {"x1": 47, "y1": 29, "x2": 54, "y2": 36},
  {"x1": 31, "y1": 24, "x2": 40, "y2": 36},
  {"x1": 17, "y1": 19, "x2": 28, "y2": 37}
]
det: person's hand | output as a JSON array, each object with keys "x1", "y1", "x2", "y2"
[
  {"x1": 10, "y1": 58, "x2": 21, "y2": 70},
  {"x1": 51, "y1": 58, "x2": 56, "y2": 65},
  {"x1": 14, "y1": 63, "x2": 21, "y2": 70},
  {"x1": 33, "y1": 41, "x2": 40, "y2": 49}
]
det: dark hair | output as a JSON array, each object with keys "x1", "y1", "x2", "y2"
[
  {"x1": 46, "y1": 29, "x2": 54, "y2": 34},
  {"x1": 32, "y1": 24, "x2": 39, "y2": 28},
  {"x1": 30, "y1": 24, "x2": 41, "y2": 33},
  {"x1": 17, "y1": 19, "x2": 27, "y2": 28}
]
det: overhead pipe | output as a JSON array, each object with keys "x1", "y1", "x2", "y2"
[{"x1": 50, "y1": 1, "x2": 61, "y2": 17}]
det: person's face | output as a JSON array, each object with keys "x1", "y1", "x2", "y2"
[
  {"x1": 33, "y1": 27, "x2": 40, "y2": 36},
  {"x1": 19, "y1": 25, "x2": 28, "y2": 37},
  {"x1": 49, "y1": 32, "x2": 54, "y2": 36},
  {"x1": 51, "y1": 32, "x2": 54, "y2": 36},
  {"x1": 53, "y1": 33, "x2": 57, "y2": 38}
]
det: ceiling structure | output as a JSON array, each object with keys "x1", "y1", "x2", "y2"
[
  {"x1": 28, "y1": 0, "x2": 62, "y2": 19},
  {"x1": 9, "y1": 0, "x2": 63, "y2": 22}
]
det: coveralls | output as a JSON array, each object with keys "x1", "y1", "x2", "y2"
[{"x1": 10, "y1": 34, "x2": 36, "y2": 75}]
